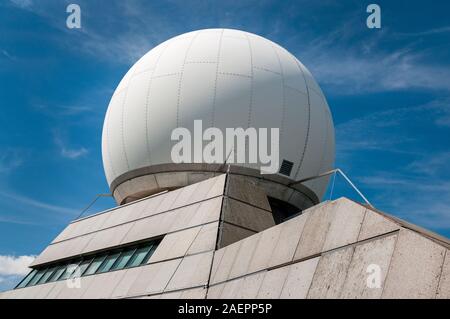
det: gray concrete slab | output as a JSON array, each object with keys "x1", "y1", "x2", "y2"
[
  {"x1": 167, "y1": 203, "x2": 202, "y2": 233},
  {"x1": 222, "y1": 198, "x2": 275, "y2": 233},
  {"x1": 235, "y1": 272, "x2": 265, "y2": 299},
  {"x1": 179, "y1": 287, "x2": 207, "y2": 299},
  {"x1": 248, "y1": 224, "x2": 282, "y2": 273},
  {"x1": 256, "y1": 266, "x2": 290, "y2": 299},
  {"x1": 165, "y1": 251, "x2": 214, "y2": 291},
  {"x1": 149, "y1": 226, "x2": 201, "y2": 263},
  {"x1": 268, "y1": 213, "x2": 309, "y2": 268},
  {"x1": 280, "y1": 257, "x2": 320, "y2": 299},
  {"x1": 82, "y1": 270, "x2": 128, "y2": 299},
  {"x1": 58, "y1": 276, "x2": 95, "y2": 299},
  {"x1": 184, "y1": 196, "x2": 223, "y2": 228},
  {"x1": 229, "y1": 232, "x2": 262, "y2": 279},
  {"x1": 206, "y1": 283, "x2": 225, "y2": 299},
  {"x1": 157, "y1": 188, "x2": 184, "y2": 212},
  {"x1": 172, "y1": 182, "x2": 200, "y2": 208},
  {"x1": 110, "y1": 267, "x2": 145, "y2": 298},
  {"x1": 219, "y1": 277, "x2": 245, "y2": 299},
  {"x1": 189, "y1": 175, "x2": 224, "y2": 203},
  {"x1": 294, "y1": 201, "x2": 338, "y2": 260},
  {"x1": 84, "y1": 223, "x2": 134, "y2": 253},
  {"x1": 322, "y1": 198, "x2": 365, "y2": 251},
  {"x1": 226, "y1": 175, "x2": 271, "y2": 211},
  {"x1": 358, "y1": 209, "x2": 399, "y2": 241},
  {"x1": 155, "y1": 172, "x2": 188, "y2": 191},
  {"x1": 340, "y1": 234, "x2": 397, "y2": 299},
  {"x1": 382, "y1": 229, "x2": 446, "y2": 298},
  {"x1": 219, "y1": 222, "x2": 256, "y2": 249},
  {"x1": 137, "y1": 193, "x2": 166, "y2": 219},
  {"x1": 436, "y1": 250, "x2": 450, "y2": 299},
  {"x1": 186, "y1": 222, "x2": 218, "y2": 255},
  {"x1": 127, "y1": 259, "x2": 181, "y2": 296},
  {"x1": 210, "y1": 241, "x2": 242, "y2": 284},
  {"x1": 307, "y1": 246, "x2": 354, "y2": 299}
]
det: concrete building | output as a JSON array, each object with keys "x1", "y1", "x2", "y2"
[{"x1": 1, "y1": 29, "x2": 449, "y2": 299}]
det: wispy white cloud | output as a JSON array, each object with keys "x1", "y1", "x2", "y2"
[
  {"x1": 33, "y1": 103, "x2": 93, "y2": 117},
  {"x1": 359, "y1": 171, "x2": 450, "y2": 230},
  {"x1": 60, "y1": 147, "x2": 88, "y2": 159},
  {"x1": 53, "y1": 131, "x2": 88, "y2": 160},
  {"x1": 1, "y1": 49, "x2": 16, "y2": 61},
  {"x1": 0, "y1": 190, "x2": 79, "y2": 215},
  {"x1": 9, "y1": 0, "x2": 33, "y2": 9},
  {"x1": 0, "y1": 149, "x2": 26, "y2": 174},
  {"x1": 397, "y1": 26, "x2": 450, "y2": 37},
  {"x1": 301, "y1": 41, "x2": 450, "y2": 94}
]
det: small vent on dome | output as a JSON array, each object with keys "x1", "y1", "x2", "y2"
[{"x1": 279, "y1": 160, "x2": 293, "y2": 176}]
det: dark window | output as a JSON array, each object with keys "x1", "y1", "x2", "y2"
[
  {"x1": 16, "y1": 269, "x2": 37, "y2": 289},
  {"x1": 97, "y1": 252, "x2": 121, "y2": 273},
  {"x1": 127, "y1": 245, "x2": 153, "y2": 268},
  {"x1": 14, "y1": 237, "x2": 161, "y2": 289},
  {"x1": 111, "y1": 249, "x2": 136, "y2": 271},
  {"x1": 84, "y1": 255, "x2": 106, "y2": 276},
  {"x1": 268, "y1": 196, "x2": 301, "y2": 224}
]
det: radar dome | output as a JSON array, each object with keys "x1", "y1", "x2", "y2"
[{"x1": 102, "y1": 28, "x2": 334, "y2": 204}]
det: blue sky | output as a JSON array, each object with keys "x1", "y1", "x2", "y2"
[{"x1": 1, "y1": 0, "x2": 450, "y2": 291}]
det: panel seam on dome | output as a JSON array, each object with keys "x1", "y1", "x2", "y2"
[
  {"x1": 145, "y1": 43, "x2": 171, "y2": 167},
  {"x1": 307, "y1": 85, "x2": 324, "y2": 97},
  {"x1": 271, "y1": 44, "x2": 286, "y2": 171},
  {"x1": 218, "y1": 72, "x2": 251, "y2": 78},
  {"x1": 120, "y1": 69, "x2": 138, "y2": 172},
  {"x1": 292, "y1": 55, "x2": 311, "y2": 181},
  {"x1": 176, "y1": 32, "x2": 201, "y2": 127},
  {"x1": 284, "y1": 84, "x2": 308, "y2": 96},
  {"x1": 184, "y1": 61, "x2": 217, "y2": 64},
  {"x1": 244, "y1": 33, "x2": 254, "y2": 129},
  {"x1": 133, "y1": 67, "x2": 156, "y2": 77},
  {"x1": 253, "y1": 66, "x2": 282, "y2": 75},
  {"x1": 211, "y1": 29, "x2": 224, "y2": 127},
  {"x1": 316, "y1": 96, "x2": 329, "y2": 179},
  {"x1": 105, "y1": 100, "x2": 117, "y2": 182},
  {"x1": 151, "y1": 72, "x2": 181, "y2": 79}
]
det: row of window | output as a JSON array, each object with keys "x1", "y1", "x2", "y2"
[{"x1": 16, "y1": 238, "x2": 161, "y2": 289}]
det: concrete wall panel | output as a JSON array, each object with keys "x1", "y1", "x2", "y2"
[
  {"x1": 322, "y1": 198, "x2": 365, "y2": 251},
  {"x1": 280, "y1": 257, "x2": 320, "y2": 299},
  {"x1": 149, "y1": 227, "x2": 201, "y2": 263},
  {"x1": 210, "y1": 241, "x2": 241, "y2": 284},
  {"x1": 248, "y1": 224, "x2": 282, "y2": 273},
  {"x1": 219, "y1": 223, "x2": 256, "y2": 248},
  {"x1": 165, "y1": 251, "x2": 214, "y2": 291},
  {"x1": 127, "y1": 259, "x2": 181, "y2": 296},
  {"x1": 226, "y1": 175, "x2": 271, "y2": 211},
  {"x1": 256, "y1": 266, "x2": 290, "y2": 299},
  {"x1": 81, "y1": 271, "x2": 127, "y2": 299},
  {"x1": 110, "y1": 267, "x2": 145, "y2": 298},
  {"x1": 294, "y1": 201, "x2": 338, "y2": 260},
  {"x1": 358, "y1": 210, "x2": 399, "y2": 241},
  {"x1": 268, "y1": 213, "x2": 309, "y2": 268},
  {"x1": 187, "y1": 222, "x2": 218, "y2": 255},
  {"x1": 222, "y1": 198, "x2": 275, "y2": 233},
  {"x1": 206, "y1": 283, "x2": 225, "y2": 299},
  {"x1": 436, "y1": 250, "x2": 450, "y2": 299},
  {"x1": 307, "y1": 246, "x2": 354, "y2": 299},
  {"x1": 382, "y1": 229, "x2": 446, "y2": 299},
  {"x1": 340, "y1": 234, "x2": 397, "y2": 299},
  {"x1": 229, "y1": 233, "x2": 261, "y2": 279}
]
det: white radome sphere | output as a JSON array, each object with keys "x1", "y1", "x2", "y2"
[{"x1": 102, "y1": 29, "x2": 335, "y2": 199}]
